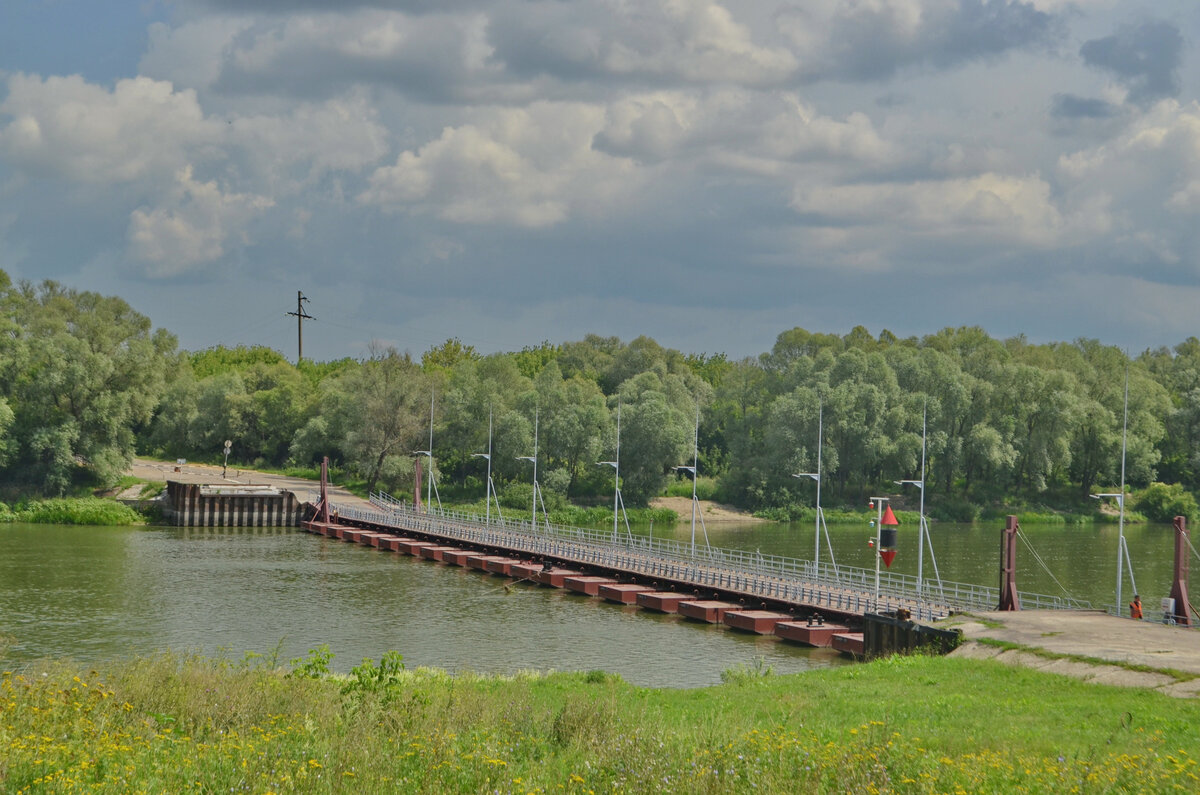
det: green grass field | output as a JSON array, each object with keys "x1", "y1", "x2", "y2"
[{"x1": 2, "y1": 647, "x2": 1197, "y2": 793}]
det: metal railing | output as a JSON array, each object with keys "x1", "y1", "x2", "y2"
[{"x1": 320, "y1": 493, "x2": 1093, "y2": 621}]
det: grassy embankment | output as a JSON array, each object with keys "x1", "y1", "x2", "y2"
[
  {"x1": 2, "y1": 646, "x2": 1198, "y2": 793},
  {"x1": 0, "y1": 497, "x2": 143, "y2": 526}
]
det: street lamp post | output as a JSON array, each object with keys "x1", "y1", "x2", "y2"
[
  {"x1": 793, "y1": 401, "x2": 835, "y2": 578},
  {"x1": 1092, "y1": 364, "x2": 1135, "y2": 617},
  {"x1": 597, "y1": 400, "x2": 622, "y2": 543},
  {"x1": 673, "y1": 406, "x2": 706, "y2": 557},
  {"x1": 1091, "y1": 492, "x2": 1135, "y2": 614},
  {"x1": 417, "y1": 390, "x2": 436, "y2": 512},
  {"x1": 472, "y1": 407, "x2": 495, "y2": 526},
  {"x1": 517, "y1": 407, "x2": 540, "y2": 532},
  {"x1": 896, "y1": 479, "x2": 924, "y2": 596}
]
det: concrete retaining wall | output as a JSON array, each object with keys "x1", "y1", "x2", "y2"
[{"x1": 164, "y1": 481, "x2": 302, "y2": 527}]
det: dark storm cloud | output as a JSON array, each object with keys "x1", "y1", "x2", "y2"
[
  {"x1": 1080, "y1": 20, "x2": 1183, "y2": 105},
  {"x1": 1050, "y1": 93, "x2": 1116, "y2": 120}
]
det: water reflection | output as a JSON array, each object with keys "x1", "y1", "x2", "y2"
[
  {"x1": 0, "y1": 518, "x2": 1182, "y2": 686},
  {"x1": 0, "y1": 524, "x2": 844, "y2": 688}
]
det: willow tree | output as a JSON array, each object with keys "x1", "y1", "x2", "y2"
[
  {"x1": 0, "y1": 272, "x2": 177, "y2": 492},
  {"x1": 336, "y1": 345, "x2": 429, "y2": 496}
]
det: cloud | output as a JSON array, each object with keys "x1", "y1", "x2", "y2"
[
  {"x1": 359, "y1": 102, "x2": 636, "y2": 227},
  {"x1": 1080, "y1": 20, "x2": 1183, "y2": 106},
  {"x1": 1051, "y1": 93, "x2": 1117, "y2": 120},
  {"x1": 191, "y1": 0, "x2": 484, "y2": 12},
  {"x1": 1057, "y1": 100, "x2": 1200, "y2": 267},
  {"x1": 777, "y1": 0, "x2": 1058, "y2": 82},
  {"x1": 0, "y1": 74, "x2": 217, "y2": 183},
  {"x1": 209, "y1": 9, "x2": 499, "y2": 100},
  {"x1": 127, "y1": 166, "x2": 274, "y2": 276},
  {"x1": 225, "y1": 91, "x2": 391, "y2": 180},
  {"x1": 788, "y1": 173, "x2": 1069, "y2": 269}
]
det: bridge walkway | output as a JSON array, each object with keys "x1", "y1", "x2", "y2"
[{"x1": 321, "y1": 495, "x2": 1090, "y2": 623}]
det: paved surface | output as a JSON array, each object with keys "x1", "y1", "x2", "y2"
[
  {"x1": 128, "y1": 458, "x2": 371, "y2": 510},
  {"x1": 946, "y1": 610, "x2": 1200, "y2": 698}
]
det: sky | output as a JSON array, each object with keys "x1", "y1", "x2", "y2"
[{"x1": 0, "y1": 0, "x2": 1197, "y2": 362}]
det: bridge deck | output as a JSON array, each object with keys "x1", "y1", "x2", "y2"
[{"x1": 316, "y1": 496, "x2": 1091, "y2": 622}]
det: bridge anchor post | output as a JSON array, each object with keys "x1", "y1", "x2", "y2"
[
  {"x1": 1169, "y1": 516, "x2": 1191, "y2": 625},
  {"x1": 998, "y1": 515, "x2": 1020, "y2": 611}
]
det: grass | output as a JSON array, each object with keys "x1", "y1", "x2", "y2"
[
  {"x1": 2, "y1": 649, "x2": 1199, "y2": 793},
  {"x1": 0, "y1": 497, "x2": 143, "y2": 526},
  {"x1": 972, "y1": 637, "x2": 1200, "y2": 683}
]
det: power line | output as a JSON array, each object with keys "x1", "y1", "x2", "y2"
[{"x1": 286, "y1": 291, "x2": 314, "y2": 363}]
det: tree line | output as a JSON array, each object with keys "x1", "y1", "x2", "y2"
[{"x1": 2, "y1": 271, "x2": 1198, "y2": 520}]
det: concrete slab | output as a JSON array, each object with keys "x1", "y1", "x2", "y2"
[
  {"x1": 679, "y1": 600, "x2": 738, "y2": 623},
  {"x1": 599, "y1": 584, "x2": 655, "y2": 604},
  {"x1": 774, "y1": 621, "x2": 851, "y2": 647},
  {"x1": 944, "y1": 610, "x2": 1200, "y2": 697},
  {"x1": 948, "y1": 610, "x2": 1200, "y2": 676},
  {"x1": 637, "y1": 592, "x2": 691, "y2": 613},
  {"x1": 535, "y1": 568, "x2": 580, "y2": 587},
  {"x1": 484, "y1": 558, "x2": 523, "y2": 576},
  {"x1": 564, "y1": 576, "x2": 618, "y2": 596},
  {"x1": 417, "y1": 545, "x2": 460, "y2": 561},
  {"x1": 724, "y1": 610, "x2": 792, "y2": 634},
  {"x1": 831, "y1": 632, "x2": 864, "y2": 657}
]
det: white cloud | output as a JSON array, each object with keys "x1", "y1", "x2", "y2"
[
  {"x1": 0, "y1": 74, "x2": 217, "y2": 183},
  {"x1": 140, "y1": 18, "x2": 251, "y2": 90},
  {"x1": 360, "y1": 102, "x2": 636, "y2": 226},
  {"x1": 1057, "y1": 99, "x2": 1200, "y2": 264},
  {"x1": 790, "y1": 173, "x2": 1067, "y2": 257},
  {"x1": 127, "y1": 166, "x2": 274, "y2": 275},
  {"x1": 599, "y1": 0, "x2": 796, "y2": 84},
  {"x1": 227, "y1": 91, "x2": 391, "y2": 180},
  {"x1": 207, "y1": 9, "x2": 500, "y2": 99}
]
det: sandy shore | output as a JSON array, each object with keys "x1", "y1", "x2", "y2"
[{"x1": 650, "y1": 496, "x2": 765, "y2": 524}]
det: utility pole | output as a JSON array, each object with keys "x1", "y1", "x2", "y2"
[{"x1": 286, "y1": 291, "x2": 313, "y2": 363}]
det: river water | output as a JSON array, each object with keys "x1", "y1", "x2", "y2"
[{"x1": 0, "y1": 517, "x2": 1186, "y2": 687}]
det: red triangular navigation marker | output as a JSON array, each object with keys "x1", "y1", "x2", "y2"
[
  {"x1": 880, "y1": 548, "x2": 897, "y2": 568},
  {"x1": 881, "y1": 505, "x2": 899, "y2": 526}
]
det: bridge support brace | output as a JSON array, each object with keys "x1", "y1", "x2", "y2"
[
  {"x1": 998, "y1": 515, "x2": 1020, "y2": 611},
  {"x1": 1170, "y1": 516, "x2": 1191, "y2": 626}
]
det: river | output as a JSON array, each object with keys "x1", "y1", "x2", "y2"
[{"x1": 0, "y1": 517, "x2": 1185, "y2": 687}]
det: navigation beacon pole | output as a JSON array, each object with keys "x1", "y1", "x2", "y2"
[{"x1": 868, "y1": 496, "x2": 900, "y2": 605}]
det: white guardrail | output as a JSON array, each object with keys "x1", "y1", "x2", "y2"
[{"x1": 321, "y1": 493, "x2": 1092, "y2": 622}]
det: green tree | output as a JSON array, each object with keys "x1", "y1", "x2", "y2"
[
  {"x1": 337, "y1": 346, "x2": 428, "y2": 495},
  {"x1": 0, "y1": 274, "x2": 177, "y2": 492}
]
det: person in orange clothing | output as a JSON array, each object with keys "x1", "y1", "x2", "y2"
[{"x1": 1129, "y1": 594, "x2": 1143, "y2": 619}]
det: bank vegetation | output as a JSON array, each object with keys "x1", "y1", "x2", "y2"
[
  {"x1": 1, "y1": 269, "x2": 1198, "y2": 525},
  {"x1": 1, "y1": 645, "x2": 1197, "y2": 793}
]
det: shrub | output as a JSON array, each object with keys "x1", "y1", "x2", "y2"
[
  {"x1": 15, "y1": 497, "x2": 142, "y2": 525},
  {"x1": 499, "y1": 482, "x2": 534, "y2": 510},
  {"x1": 1135, "y1": 482, "x2": 1199, "y2": 524},
  {"x1": 928, "y1": 496, "x2": 978, "y2": 523}
]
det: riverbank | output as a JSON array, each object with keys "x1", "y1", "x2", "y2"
[
  {"x1": 946, "y1": 610, "x2": 1200, "y2": 698},
  {"x1": 0, "y1": 497, "x2": 143, "y2": 525},
  {"x1": 3, "y1": 649, "x2": 1197, "y2": 793}
]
